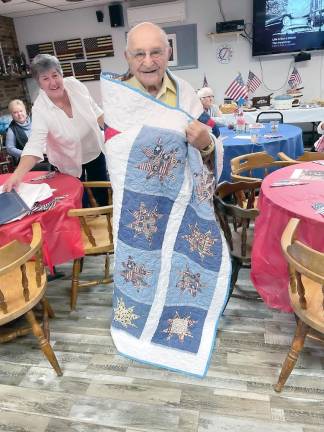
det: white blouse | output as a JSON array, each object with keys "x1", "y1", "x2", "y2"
[{"x1": 22, "y1": 77, "x2": 104, "y2": 177}]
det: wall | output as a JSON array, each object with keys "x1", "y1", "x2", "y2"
[
  {"x1": 12, "y1": 0, "x2": 324, "y2": 107},
  {"x1": 0, "y1": 16, "x2": 29, "y2": 114}
]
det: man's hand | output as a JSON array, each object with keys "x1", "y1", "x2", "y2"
[{"x1": 186, "y1": 120, "x2": 212, "y2": 151}]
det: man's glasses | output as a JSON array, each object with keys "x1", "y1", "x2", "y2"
[{"x1": 128, "y1": 48, "x2": 167, "y2": 62}]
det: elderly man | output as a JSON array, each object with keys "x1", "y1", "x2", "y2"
[
  {"x1": 102, "y1": 22, "x2": 229, "y2": 377},
  {"x1": 123, "y1": 22, "x2": 221, "y2": 170}
]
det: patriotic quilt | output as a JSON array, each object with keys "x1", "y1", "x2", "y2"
[{"x1": 101, "y1": 75, "x2": 230, "y2": 377}]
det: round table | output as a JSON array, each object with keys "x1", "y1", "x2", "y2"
[
  {"x1": 219, "y1": 124, "x2": 304, "y2": 182},
  {"x1": 250, "y1": 162, "x2": 324, "y2": 312},
  {"x1": 0, "y1": 172, "x2": 84, "y2": 271}
]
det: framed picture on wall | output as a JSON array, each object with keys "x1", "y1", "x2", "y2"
[{"x1": 167, "y1": 33, "x2": 178, "y2": 67}]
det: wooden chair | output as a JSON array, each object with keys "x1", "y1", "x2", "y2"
[
  {"x1": 231, "y1": 151, "x2": 294, "y2": 182},
  {"x1": 83, "y1": 181, "x2": 113, "y2": 207},
  {"x1": 0, "y1": 223, "x2": 62, "y2": 376},
  {"x1": 274, "y1": 218, "x2": 324, "y2": 392},
  {"x1": 214, "y1": 181, "x2": 261, "y2": 306},
  {"x1": 278, "y1": 151, "x2": 324, "y2": 163},
  {"x1": 68, "y1": 189, "x2": 114, "y2": 310}
]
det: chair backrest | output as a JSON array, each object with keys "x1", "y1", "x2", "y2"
[
  {"x1": 0, "y1": 223, "x2": 45, "y2": 322},
  {"x1": 214, "y1": 181, "x2": 260, "y2": 258},
  {"x1": 278, "y1": 151, "x2": 324, "y2": 163},
  {"x1": 281, "y1": 218, "x2": 324, "y2": 333},
  {"x1": 83, "y1": 181, "x2": 113, "y2": 207},
  {"x1": 68, "y1": 205, "x2": 114, "y2": 254},
  {"x1": 231, "y1": 151, "x2": 293, "y2": 182},
  {"x1": 256, "y1": 111, "x2": 284, "y2": 124}
]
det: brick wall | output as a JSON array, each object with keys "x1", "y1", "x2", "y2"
[{"x1": 0, "y1": 16, "x2": 30, "y2": 114}]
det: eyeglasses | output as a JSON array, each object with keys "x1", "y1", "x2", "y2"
[{"x1": 128, "y1": 48, "x2": 167, "y2": 62}]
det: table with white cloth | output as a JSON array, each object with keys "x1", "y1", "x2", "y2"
[
  {"x1": 219, "y1": 123, "x2": 304, "y2": 182},
  {"x1": 223, "y1": 106, "x2": 324, "y2": 125}
]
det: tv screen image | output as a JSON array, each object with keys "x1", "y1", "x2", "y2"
[{"x1": 253, "y1": 0, "x2": 324, "y2": 56}]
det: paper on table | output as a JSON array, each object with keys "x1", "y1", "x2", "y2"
[
  {"x1": 0, "y1": 182, "x2": 55, "y2": 222},
  {"x1": 234, "y1": 135, "x2": 252, "y2": 140}
]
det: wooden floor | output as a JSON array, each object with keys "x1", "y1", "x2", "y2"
[{"x1": 0, "y1": 256, "x2": 324, "y2": 432}]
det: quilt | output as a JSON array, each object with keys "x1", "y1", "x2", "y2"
[{"x1": 101, "y1": 75, "x2": 231, "y2": 377}]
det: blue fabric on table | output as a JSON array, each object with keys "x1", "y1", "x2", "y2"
[{"x1": 220, "y1": 123, "x2": 304, "y2": 182}]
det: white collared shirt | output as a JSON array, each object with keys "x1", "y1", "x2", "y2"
[{"x1": 22, "y1": 77, "x2": 103, "y2": 177}]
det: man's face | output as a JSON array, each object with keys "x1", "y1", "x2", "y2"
[
  {"x1": 126, "y1": 25, "x2": 171, "y2": 93},
  {"x1": 201, "y1": 95, "x2": 214, "y2": 110},
  {"x1": 38, "y1": 68, "x2": 65, "y2": 101},
  {"x1": 11, "y1": 104, "x2": 27, "y2": 124}
]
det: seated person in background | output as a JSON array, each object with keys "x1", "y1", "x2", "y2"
[
  {"x1": 197, "y1": 87, "x2": 226, "y2": 126},
  {"x1": 6, "y1": 99, "x2": 31, "y2": 162}
]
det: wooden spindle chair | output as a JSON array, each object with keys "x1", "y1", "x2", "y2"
[
  {"x1": 231, "y1": 151, "x2": 294, "y2": 182},
  {"x1": 68, "y1": 196, "x2": 114, "y2": 310},
  {"x1": 0, "y1": 223, "x2": 62, "y2": 376},
  {"x1": 214, "y1": 181, "x2": 261, "y2": 307},
  {"x1": 278, "y1": 151, "x2": 324, "y2": 163},
  {"x1": 274, "y1": 218, "x2": 324, "y2": 392}
]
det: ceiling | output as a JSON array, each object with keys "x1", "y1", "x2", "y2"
[
  {"x1": 0, "y1": 0, "x2": 176, "y2": 18},
  {"x1": 0, "y1": 0, "x2": 113, "y2": 18}
]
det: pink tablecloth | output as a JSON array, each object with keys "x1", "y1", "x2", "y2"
[
  {"x1": 0, "y1": 172, "x2": 84, "y2": 270},
  {"x1": 251, "y1": 162, "x2": 324, "y2": 312}
]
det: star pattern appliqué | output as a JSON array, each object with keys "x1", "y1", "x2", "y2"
[
  {"x1": 113, "y1": 297, "x2": 139, "y2": 328},
  {"x1": 182, "y1": 223, "x2": 216, "y2": 259},
  {"x1": 194, "y1": 167, "x2": 215, "y2": 204},
  {"x1": 137, "y1": 138, "x2": 181, "y2": 182},
  {"x1": 128, "y1": 202, "x2": 162, "y2": 243},
  {"x1": 162, "y1": 311, "x2": 197, "y2": 342},
  {"x1": 176, "y1": 265, "x2": 204, "y2": 297},
  {"x1": 121, "y1": 256, "x2": 152, "y2": 291}
]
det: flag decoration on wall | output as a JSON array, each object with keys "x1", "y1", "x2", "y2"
[
  {"x1": 54, "y1": 38, "x2": 84, "y2": 61},
  {"x1": 246, "y1": 70, "x2": 262, "y2": 94},
  {"x1": 288, "y1": 66, "x2": 302, "y2": 89},
  {"x1": 73, "y1": 60, "x2": 101, "y2": 81},
  {"x1": 225, "y1": 73, "x2": 248, "y2": 100},
  {"x1": 60, "y1": 62, "x2": 73, "y2": 77},
  {"x1": 84, "y1": 35, "x2": 114, "y2": 59},
  {"x1": 202, "y1": 74, "x2": 209, "y2": 87},
  {"x1": 26, "y1": 42, "x2": 55, "y2": 62}
]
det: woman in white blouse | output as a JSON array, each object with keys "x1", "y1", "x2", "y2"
[{"x1": 3, "y1": 54, "x2": 108, "y2": 204}]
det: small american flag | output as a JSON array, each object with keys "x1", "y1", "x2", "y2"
[
  {"x1": 225, "y1": 73, "x2": 248, "y2": 101},
  {"x1": 246, "y1": 70, "x2": 262, "y2": 95},
  {"x1": 288, "y1": 66, "x2": 302, "y2": 89},
  {"x1": 73, "y1": 60, "x2": 101, "y2": 81},
  {"x1": 84, "y1": 35, "x2": 114, "y2": 59},
  {"x1": 27, "y1": 42, "x2": 54, "y2": 62},
  {"x1": 54, "y1": 38, "x2": 84, "y2": 61},
  {"x1": 202, "y1": 74, "x2": 209, "y2": 87}
]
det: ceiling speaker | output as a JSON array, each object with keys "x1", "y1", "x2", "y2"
[{"x1": 109, "y1": 3, "x2": 124, "y2": 27}]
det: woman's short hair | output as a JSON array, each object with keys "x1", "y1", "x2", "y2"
[
  {"x1": 8, "y1": 99, "x2": 26, "y2": 113},
  {"x1": 31, "y1": 54, "x2": 63, "y2": 81}
]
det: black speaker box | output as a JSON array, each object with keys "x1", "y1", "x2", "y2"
[
  {"x1": 109, "y1": 3, "x2": 124, "y2": 27},
  {"x1": 96, "y1": 10, "x2": 104, "y2": 23}
]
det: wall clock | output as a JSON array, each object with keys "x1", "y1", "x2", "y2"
[{"x1": 216, "y1": 44, "x2": 233, "y2": 64}]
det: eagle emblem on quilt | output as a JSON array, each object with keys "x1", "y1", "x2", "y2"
[{"x1": 102, "y1": 73, "x2": 230, "y2": 377}]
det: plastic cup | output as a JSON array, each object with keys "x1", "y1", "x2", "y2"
[
  {"x1": 251, "y1": 133, "x2": 258, "y2": 144},
  {"x1": 271, "y1": 120, "x2": 279, "y2": 132}
]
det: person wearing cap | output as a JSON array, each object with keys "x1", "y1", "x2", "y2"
[{"x1": 197, "y1": 87, "x2": 226, "y2": 126}]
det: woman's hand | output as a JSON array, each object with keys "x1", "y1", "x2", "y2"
[{"x1": 2, "y1": 171, "x2": 23, "y2": 192}]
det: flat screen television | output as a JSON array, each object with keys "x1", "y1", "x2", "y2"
[{"x1": 253, "y1": 0, "x2": 324, "y2": 56}]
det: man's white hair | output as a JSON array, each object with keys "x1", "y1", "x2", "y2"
[{"x1": 126, "y1": 21, "x2": 169, "y2": 51}]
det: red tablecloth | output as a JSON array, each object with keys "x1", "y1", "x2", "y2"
[
  {"x1": 251, "y1": 162, "x2": 324, "y2": 312},
  {"x1": 0, "y1": 172, "x2": 84, "y2": 270}
]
